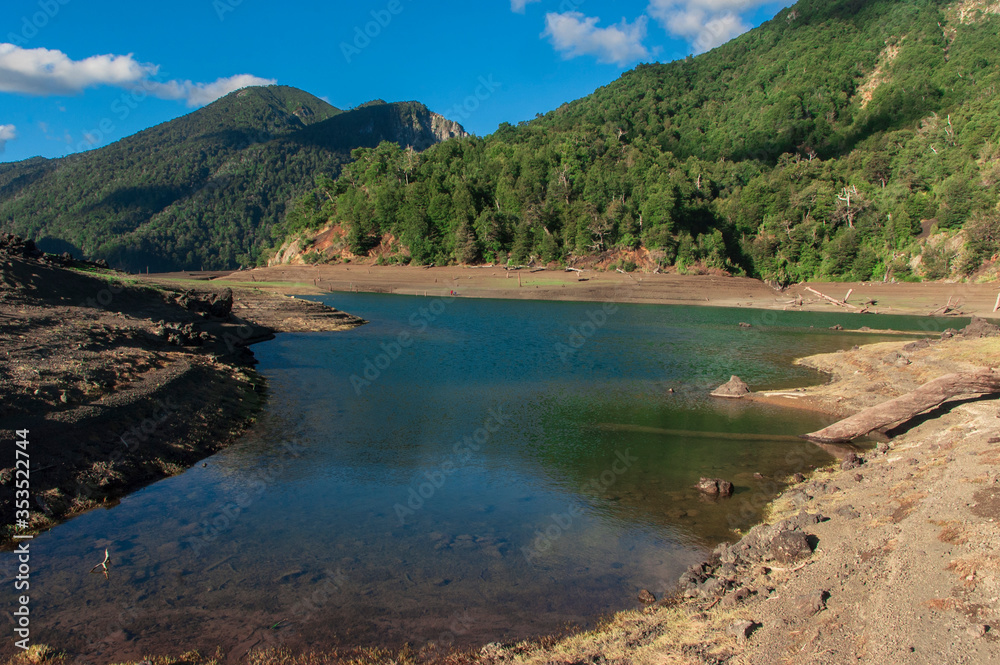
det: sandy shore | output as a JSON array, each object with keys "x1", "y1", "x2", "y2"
[{"x1": 145, "y1": 264, "x2": 1000, "y2": 319}]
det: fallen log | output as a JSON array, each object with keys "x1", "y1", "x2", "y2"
[
  {"x1": 805, "y1": 287, "x2": 861, "y2": 310},
  {"x1": 802, "y1": 367, "x2": 1000, "y2": 444}
]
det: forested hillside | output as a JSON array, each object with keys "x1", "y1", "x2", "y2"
[
  {"x1": 283, "y1": 0, "x2": 1000, "y2": 282},
  {"x1": 0, "y1": 87, "x2": 466, "y2": 271}
]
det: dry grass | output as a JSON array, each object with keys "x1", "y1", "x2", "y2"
[{"x1": 932, "y1": 519, "x2": 970, "y2": 545}]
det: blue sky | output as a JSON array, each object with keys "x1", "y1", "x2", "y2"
[{"x1": 0, "y1": 0, "x2": 791, "y2": 163}]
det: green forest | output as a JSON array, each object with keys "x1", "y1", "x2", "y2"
[
  {"x1": 284, "y1": 0, "x2": 1000, "y2": 283},
  {"x1": 0, "y1": 89, "x2": 462, "y2": 272}
]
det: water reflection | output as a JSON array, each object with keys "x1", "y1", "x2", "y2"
[{"x1": 4, "y1": 296, "x2": 957, "y2": 661}]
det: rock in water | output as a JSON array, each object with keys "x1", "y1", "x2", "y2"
[
  {"x1": 696, "y1": 477, "x2": 734, "y2": 497},
  {"x1": 711, "y1": 375, "x2": 750, "y2": 398},
  {"x1": 637, "y1": 589, "x2": 656, "y2": 604}
]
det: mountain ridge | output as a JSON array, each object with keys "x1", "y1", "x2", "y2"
[{"x1": 0, "y1": 86, "x2": 466, "y2": 271}]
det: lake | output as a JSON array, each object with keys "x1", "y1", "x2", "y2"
[{"x1": 1, "y1": 295, "x2": 958, "y2": 661}]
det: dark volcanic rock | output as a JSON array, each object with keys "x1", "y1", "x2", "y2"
[
  {"x1": 696, "y1": 477, "x2": 734, "y2": 497},
  {"x1": 711, "y1": 375, "x2": 750, "y2": 398},
  {"x1": 769, "y1": 529, "x2": 813, "y2": 563}
]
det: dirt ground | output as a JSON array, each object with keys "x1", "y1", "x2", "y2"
[
  {"x1": 146, "y1": 264, "x2": 1000, "y2": 319},
  {"x1": 0, "y1": 236, "x2": 364, "y2": 546}
]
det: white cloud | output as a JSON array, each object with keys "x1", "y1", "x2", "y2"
[
  {"x1": 0, "y1": 44, "x2": 276, "y2": 107},
  {"x1": 647, "y1": 0, "x2": 781, "y2": 52},
  {"x1": 542, "y1": 12, "x2": 650, "y2": 66},
  {"x1": 0, "y1": 124, "x2": 16, "y2": 153},
  {"x1": 511, "y1": 0, "x2": 541, "y2": 13},
  {"x1": 145, "y1": 73, "x2": 278, "y2": 108}
]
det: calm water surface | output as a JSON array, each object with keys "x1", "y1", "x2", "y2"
[{"x1": 2, "y1": 296, "x2": 960, "y2": 660}]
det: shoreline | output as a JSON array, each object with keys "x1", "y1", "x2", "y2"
[
  {"x1": 145, "y1": 264, "x2": 1000, "y2": 319},
  {"x1": 0, "y1": 243, "x2": 365, "y2": 549}
]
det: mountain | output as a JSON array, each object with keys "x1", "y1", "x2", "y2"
[
  {"x1": 0, "y1": 86, "x2": 466, "y2": 271},
  {"x1": 278, "y1": 0, "x2": 1000, "y2": 282}
]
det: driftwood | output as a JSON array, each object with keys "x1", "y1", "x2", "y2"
[
  {"x1": 802, "y1": 367, "x2": 1000, "y2": 444},
  {"x1": 805, "y1": 287, "x2": 861, "y2": 310}
]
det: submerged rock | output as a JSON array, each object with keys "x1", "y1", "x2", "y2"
[{"x1": 711, "y1": 375, "x2": 750, "y2": 398}]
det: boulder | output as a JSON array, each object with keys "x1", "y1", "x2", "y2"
[
  {"x1": 961, "y1": 316, "x2": 1000, "y2": 339},
  {"x1": 208, "y1": 288, "x2": 234, "y2": 318},
  {"x1": 840, "y1": 452, "x2": 863, "y2": 470},
  {"x1": 769, "y1": 529, "x2": 813, "y2": 563},
  {"x1": 793, "y1": 590, "x2": 828, "y2": 617},
  {"x1": 727, "y1": 620, "x2": 757, "y2": 642},
  {"x1": 711, "y1": 375, "x2": 750, "y2": 398},
  {"x1": 696, "y1": 477, "x2": 734, "y2": 497}
]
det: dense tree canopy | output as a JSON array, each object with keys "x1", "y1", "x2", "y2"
[{"x1": 285, "y1": 0, "x2": 1000, "y2": 282}]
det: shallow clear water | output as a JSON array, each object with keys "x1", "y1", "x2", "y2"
[{"x1": 1, "y1": 296, "x2": 961, "y2": 660}]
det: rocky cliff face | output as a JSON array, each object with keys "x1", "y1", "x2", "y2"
[{"x1": 387, "y1": 104, "x2": 469, "y2": 151}]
